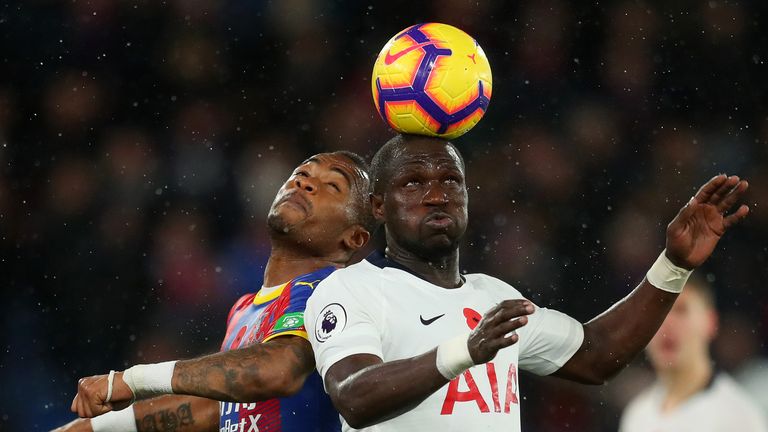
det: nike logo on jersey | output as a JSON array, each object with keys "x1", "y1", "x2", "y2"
[
  {"x1": 384, "y1": 41, "x2": 435, "y2": 65},
  {"x1": 420, "y1": 313, "x2": 445, "y2": 325}
]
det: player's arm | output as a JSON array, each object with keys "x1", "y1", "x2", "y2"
[
  {"x1": 320, "y1": 300, "x2": 533, "y2": 429},
  {"x1": 71, "y1": 335, "x2": 314, "y2": 418},
  {"x1": 54, "y1": 395, "x2": 218, "y2": 432},
  {"x1": 553, "y1": 174, "x2": 749, "y2": 385},
  {"x1": 173, "y1": 335, "x2": 314, "y2": 400}
]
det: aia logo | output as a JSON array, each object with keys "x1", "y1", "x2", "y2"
[
  {"x1": 441, "y1": 306, "x2": 519, "y2": 415},
  {"x1": 441, "y1": 362, "x2": 519, "y2": 415}
]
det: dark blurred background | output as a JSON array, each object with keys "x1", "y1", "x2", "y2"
[{"x1": 1, "y1": 0, "x2": 767, "y2": 430}]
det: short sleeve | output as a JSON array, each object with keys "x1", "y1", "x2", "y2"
[
  {"x1": 305, "y1": 271, "x2": 383, "y2": 381},
  {"x1": 517, "y1": 306, "x2": 584, "y2": 376}
]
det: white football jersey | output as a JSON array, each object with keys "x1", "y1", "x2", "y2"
[
  {"x1": 620, "y1": 373, "x2": 768, "y2": 432},
  {"x1": 306, "y1": 252, "x2": 584, "y2": 432}
]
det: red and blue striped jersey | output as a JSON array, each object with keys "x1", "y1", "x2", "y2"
[{"x1": 218, "y1": 266, "x2": 340, "y2": 432}]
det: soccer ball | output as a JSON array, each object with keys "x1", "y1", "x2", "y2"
[{"x1": 371, "y1": 23, "x2": 492, "y2": 140}]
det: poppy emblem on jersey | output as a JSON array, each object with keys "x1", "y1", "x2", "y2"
[
  {"x1": 463, "y1": 307, "x2": 482, "y2": 330},
  {"x1": 315, "y1": 303, "x2": 347, "y2": 343}
]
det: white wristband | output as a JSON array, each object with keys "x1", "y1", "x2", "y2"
[
  {"x1": 91, "y1": 405, "x2": 137, "y2": 432},
  {"x1": 122, "y1": 360, "x2": 177, "y2": 400},
  {"x1": 106, "y1": 370, "x2": 116, "y2": 402},
  {"x1": 436, "y1": 332, "x2": 474, "y2": 380},
  {"x1": 646, "y1": 249, "x2": 693, "y2": 293}
]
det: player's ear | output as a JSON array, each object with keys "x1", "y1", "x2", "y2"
[
  {"x1": 371, "y1": 193, "x2": 385, "y2": 223},
  {"x1": 342, "y1": 225, "x2": 370, "y2": 251}
]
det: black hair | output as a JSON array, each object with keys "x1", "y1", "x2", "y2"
[{"x1": 370, "y1": 134, "x2": 465, "y2": 195}]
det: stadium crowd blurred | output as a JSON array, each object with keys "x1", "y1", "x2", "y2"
[{"x1": 1, "y1": 1, "x2": 767, "y2": 430}]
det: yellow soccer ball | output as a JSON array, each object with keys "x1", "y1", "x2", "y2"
[{"x1": 372, "y1": 23, "x2": 492, "y2": 140}]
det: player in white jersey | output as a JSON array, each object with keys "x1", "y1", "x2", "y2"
[
  {"x1": 305, "y1": 134, "x2": 751, "y2": 431},
  {"x1": 620, "y1": 277, "x2": 768, "y2": 432}
]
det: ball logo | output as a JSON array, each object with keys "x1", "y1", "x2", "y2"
[{"x1": 315, "y1": 303, "x2": 347, "y2": 343}]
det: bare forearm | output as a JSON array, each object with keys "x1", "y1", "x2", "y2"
[
  {"x1": 133, "y1": 395, "x2": 218, "y2": 432},
  {"x1": 328, "y1": 351, "x2": 448, "y2": 428},
  {"x1": 54, "y1": 395, "x2": 218, "y2": 432},
  {"x1": 557, "y1": 278, "x2": 677, "y2": 384},
  {"x1": 172, "y1": 337, "x2": 313, "y2": 402}
]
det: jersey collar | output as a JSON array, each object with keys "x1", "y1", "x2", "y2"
[
  {"x1": 366, "y1": 250, "x2": 466, "y2": 286},
  {"x1": 252, "y1": 282, "x2": 289, "y2": 305}
]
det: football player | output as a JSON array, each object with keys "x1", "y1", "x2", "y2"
[
  {"x1": 57, "y1": 151, "x2": 372, "y2": 432},
  {"x1": 306, "y1": 134, "x2": 750, "y2": 431}
]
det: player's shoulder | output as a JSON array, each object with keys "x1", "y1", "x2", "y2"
[
  {"x1": 464, "y1": 272, "x2": 524, "y2": 298},
  {"x1": 625, "y1": 382, "x2": 660, "y2": 410},
  {"x1": 226, "y1": 292, "x2": 257, "y2": 324},
  {"x1": 712, "y1": 374, "x2": 765, "y2": 410},
  {"x1": 307, "y1": 259, "x2": 384, "y2": 318},
  {"x1": 709, "y1": 374, "x2": 768, "y2": 429},
  {"x1": 291, "y1": 265, "x2": 337, "y2": 287},
  {"x1": 319, "y1": 258, "x2": 383, "y2": 286},
  {"x1": 621, "y1": 382, "x2": 662, "y2": 426}
]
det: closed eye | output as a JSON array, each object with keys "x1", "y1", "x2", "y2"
[{"x1": 328, "y1": 182, "x2": 341, "y2": 192}]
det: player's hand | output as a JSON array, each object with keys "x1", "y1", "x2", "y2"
[
  {"x1": 665, "y1": 174, "x2": 749, "y2": 269},
  {"x1": 70, "y1": 371, "x2": 134, "y2": 418},
  {"x1": 467, "y1": 300, "x2": 533, "y2": 364},
  {"x1": 50, "y1": 418, "x2": 93, "y2": 432}
]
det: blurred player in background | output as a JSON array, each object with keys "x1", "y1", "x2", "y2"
[
  {"x1": 55, "y1": 151, "x2": 372, "y2": 432},
  {"x1": 305, "y1": 135, "x2": 750, "y2": 431},
  {"x1": 619, "y1": 276, "x2": 768, "y2": 432}
]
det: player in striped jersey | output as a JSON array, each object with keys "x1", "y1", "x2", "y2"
[{"x1": 57, "y1": 151, "x2": 373, "y2": 432}]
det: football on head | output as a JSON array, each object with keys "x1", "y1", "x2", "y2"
[{"x1": 372, "y1": 23, "x2": 493, "y2": 140}]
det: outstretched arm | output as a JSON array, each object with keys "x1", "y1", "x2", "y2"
[
  {"x1": 72, "y1": 335, "x2": 314, "y2": 419},
  {"x1": 53, "y1": 395, "x2": 218, "y2": 432},
  {"x1": 173, "y1": 335, "x2": 314, "y2": 401},
  {"x1": 324, "y1": 300, "x2": 533, "y2": 429},
  {"x1": 554, "y1": 174, "x2": 749, "y2": 384}
]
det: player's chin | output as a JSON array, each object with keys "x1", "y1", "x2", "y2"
[
  {"x1": 418, "y1": 234, "x2": 460, "y2": 256},
  {"x1": 267, "y1": 210, "x2": 308, "y2": 234}
]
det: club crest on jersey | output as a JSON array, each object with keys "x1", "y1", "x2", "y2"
[{"x1": 315, "y1": 303, "x2": 347, "y2": 343}]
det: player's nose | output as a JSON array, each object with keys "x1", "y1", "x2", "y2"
[
  {"x1": 422, "y1": 181, "x2": 448, "y2": 205},
  {"x1": 294, "y1": 176, "x2": 317, "y2": 193}
]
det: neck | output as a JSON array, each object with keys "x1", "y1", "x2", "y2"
[
  {"x1": 384, "y1": 244, "x2": 462, "y2": 288},
  {"x1": 263, "y1": 240, "x2": 346, "y2": 287},
  {"x1": 658, "y1": 355, "x2": 713, "y2": 412}
]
